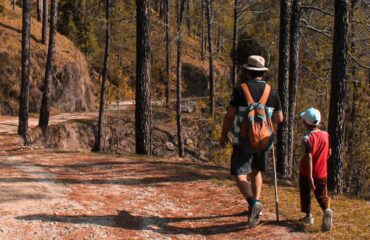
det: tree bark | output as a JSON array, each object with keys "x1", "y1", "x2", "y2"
[
  {"x1": 18, "y1": 0, "x2": 31, "y2": 143},
  {"x1": 200, "y1": 0, "x2": 205, "y2": 61},
  {"x1": 38, "y1": 0, "x2": 58, "y2": 135},
  {"x1": 42, "y1": 0, "x2": 48, "y2": 44},
  {"x1": 216, "y1": 26, "x2": 221, "y2": 54},
  {"x1": 185, "y1": 0, "x2": 191, "y2": 36},
  {"x1": 37, "y1": 0, "x2": 42, "y2": 21},
  {"x1": 231, "y1": 0, "x2": 239, "y2": 88},
  {"x1": 206, "y1": 0, "x2": 215, "y2": 117},
  {"x1": 93, "y1": 0, "x2": 111, "y2": 152},
  {"x1": 287, "y1": 0, "x2": 301, "y2": 178},
  {"x1": 277, "y1": 0, "x2": 291, "y2": 178},
  {"x1": 159, "y1": 0, "x2": 164, "y2": 18},
  {"x1": 135, "y1": 0, "x2": 152, "y2": 155},
  {"x1": 165, "y1": 0, "x2": 171, "y2": 108},
  {"x1": 328, "y1": 0, "x2": 349, "y2": 194},
  {"x1": 176, "y1": 0, "x2": 186, "y2": 157}
]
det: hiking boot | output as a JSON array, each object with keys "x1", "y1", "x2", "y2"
[
  {"x1": 300, "y1": 214, "x2": 314, "y2": 225},
  {"x1": 248, "y1": 201, "x2": 263, "y2": 227},
  {"x1": 247, "y1": 206, "x2": 263, "y2": 217},
  {"x1": 322, "y1": 208, "x2": 333, "y2": 231}
]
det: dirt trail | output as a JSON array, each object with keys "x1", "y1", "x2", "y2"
[{"x1": 0, "y1": 114, "x2": 308, "y2": 239}]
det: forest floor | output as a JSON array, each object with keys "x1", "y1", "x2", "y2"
[{"x1": 0, "y1": 114, "x2": 369, "y2": 240}]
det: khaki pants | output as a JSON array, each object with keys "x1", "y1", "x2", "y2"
[{"x1": 299, "y1": 175, "x2": 330, "y2": 214}]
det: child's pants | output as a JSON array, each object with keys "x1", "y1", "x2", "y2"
[{"x1": 299, "y1": 175, "x2": 330, "y2": 214}]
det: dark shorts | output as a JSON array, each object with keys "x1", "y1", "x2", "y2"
[{"x1": 230, "y1": 145, "x2": 268, "y2": 176}]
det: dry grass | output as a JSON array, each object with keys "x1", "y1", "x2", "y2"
[
  {"x1": 0, "y1": 0, "x2": 97, "y2": 112},
  {"x1": 165, "y1": 158, "x2": 370, "y2": 239}
]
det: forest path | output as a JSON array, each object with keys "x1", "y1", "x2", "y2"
[{"x1": 0, "y1": 114, "x2": 309, "y2": 239}]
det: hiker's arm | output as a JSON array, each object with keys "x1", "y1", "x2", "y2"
[
  {"x1": 272, "y1": 111, "x2": 284, "y2": 124},
  {"x1": 306, "y1": 153, "x2": 316, "y2": 190},
  {"x1": 220, "y1": 106, "x2": 237, "y2": 147}
]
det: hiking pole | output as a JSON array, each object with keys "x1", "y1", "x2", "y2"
[{"x1": 272, "y1": 145, "x2": 280, "y2": 222}]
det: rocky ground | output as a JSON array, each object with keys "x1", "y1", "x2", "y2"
[
  {"x1": 0, "y1": 114, "x2": 311, "y2": 240},
  {"x1": 25, "y1": 103, "x2": 217, "y2": 162}
]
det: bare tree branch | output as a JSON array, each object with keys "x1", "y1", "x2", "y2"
[{"x1": 301, "y1": 6, "x2": 334, "y2": 16}]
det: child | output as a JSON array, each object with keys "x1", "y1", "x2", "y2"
[{"x1": 299, "y1": 107, "x2": 333, "y2": 231}]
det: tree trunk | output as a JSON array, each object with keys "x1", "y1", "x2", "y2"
[
  {"x1": 277, "y1": 0, "x2": 291, "y2": 178},
  {"x1": 287, "y1": 0, "x2": 301, "y2": 178},
  {"x1": 200, "y1": 0, "x2": 205, "y2": 61},
  {"x1": 176, "y1": 0, "x2": 186, "y2": 157},
  {"x1": 93, "y1": 0, "x2": 111, "y2": 152},
  {"x1": 18, "y1": 0, "x2": 31, "y2": 143},
  {"x1": 37, "y1": 0, "x2": 42, "y2": 21},
  {"x1": 206, "y1": 0, "x2": 215, "y2": 117},
  {"x1": 348, "y1": 0, "x2": 357, "y2": 140},
  {"x1": 159, "y1": 0, "x2": 164, "y2": 18},
  {"x1": 231, "y1": 0, "x2": 238, "y2": 88},
  {"x1": 185, "y1": 0, "x2": 191, "y2": 36},
  {"x1": 42, "y1": 0, "x2": 48, "y2": 44},
  {"x1": 38, "y1": 0, "x2": 58, "y2": 135},
  {"x1": 165, "y1": 0, "x2": 171, "y2": 108},
  {"x1": 135, "y1": 0, "x2": 152, "y2": 155},
  {"x1": 328, "y1": 0, "x2": 349, "y2": 194},
  {"x1": 216, "y1": 26, "x2": 221, "y2": 54},
  {"x1": 12, "y1": 0, "x2": 16, "y2": 10}
]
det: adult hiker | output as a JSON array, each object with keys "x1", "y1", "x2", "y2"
[{"x1": 219, "y1": 55, "x2": 283, "y2": 227}]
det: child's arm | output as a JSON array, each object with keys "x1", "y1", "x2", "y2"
[{"x1": 306, "y1": 152, "x2": 316, "y2": 190}]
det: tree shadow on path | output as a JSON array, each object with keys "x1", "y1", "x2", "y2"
[
  {"x1": 17, "y1": 210, "x2": 249, "y2": 236},
  {"x1": 17, "y1": 210, "x2": 303, "y2": 236}
]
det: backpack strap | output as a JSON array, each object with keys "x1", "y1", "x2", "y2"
[
  {"x1": 240, "y1": 83, "x2": 254, "y2": 105},
  {"x1": 259, "y1": 84, "x2": 271, "y2": 105}
]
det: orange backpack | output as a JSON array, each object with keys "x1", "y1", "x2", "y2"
[{"x1": 239, "y1": 83, "x2": 275, "y2": 153}]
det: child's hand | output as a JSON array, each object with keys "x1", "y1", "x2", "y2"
[{"x1": 309, "y1": 178, "x2": 316, "y2": 190}]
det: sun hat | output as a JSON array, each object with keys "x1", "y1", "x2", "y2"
[
  {"x1": 242, "y1": 55, "x2": 269, "y2": 72},
  {"x1": 300, "y1": 107, "x2": 321, "y2": 126}
]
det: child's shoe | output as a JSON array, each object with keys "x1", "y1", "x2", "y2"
[
  {"x1": 300, "y1": 214, "x2": 314, "y2": 225},
  {"x1": 322, "y1": 208, "x2": 333, "y2": 231}
]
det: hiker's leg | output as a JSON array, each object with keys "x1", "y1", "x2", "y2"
[
  {"x1": 250, "y1": 169, "x2": 262, "y2": 200},
  {"x1": 235, "y1": 175, "x2": 253, "y2": 200},
  {"x1": 313, "y1": 178, "x2": 330, "y2": 211},
  {"x1": 299, "y1": 175, "x2": 312, "y2": 215},
  {"x1": 250, "y1": 151, "x2": 267, "y2": 200}
]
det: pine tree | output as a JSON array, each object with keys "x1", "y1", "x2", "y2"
[
  {"x1": 42, "y1": 0, "x2": 48, "y2": 44},
  {"x1": 164, "y1": 0, "x2": 171, "y2": 108},
  {"x1": 277, "y1": 0, "x2": 291, "y2": 178},
  {"x1": 18, "y1": 0, "x2": 31, "y2": 143},
  {"x1": 231, "y1": 0, "x2": 239, "y2": 88},
  {"x1": 206, "y1": 0, "x2": 215, "y2": 117},
  {"x1": 328, "y1": 0, "x2": 349, "y2": 194},
  {"x1": 135, "y1": 0, "x2": 152, "y2": 155},
  {"x1": 287, "y1": 0, "x2": 301, "y2": 176},
  {"x1": 37, "y1": 0, "x2": 42, "y2": 21},
  {"x1": 176, "y1": 0, "x2": 186, "y2": 157},
  {"x1": 39, "y1": 0, "x2": 59, "y2": 135},
  {"x1": 93, "y1": 0, "x2": 111, "y2": 152}
]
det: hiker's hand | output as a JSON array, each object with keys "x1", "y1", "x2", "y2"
[
  {"x1": 219, "y1": 136, "x2": 227, "y2": 148},
  {"x1": 309, "y1": 178, "x2": 316, "y2": 190}
]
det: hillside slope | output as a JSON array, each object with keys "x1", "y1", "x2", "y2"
[{"x1": 0, "y1": 0, "x2": 98, "y2": 115}]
